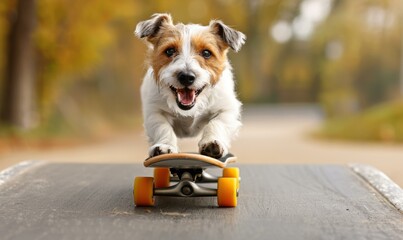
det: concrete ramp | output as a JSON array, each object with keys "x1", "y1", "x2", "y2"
[{"x1": 0, "y1": 162, "x2": 402, "y2": 239}]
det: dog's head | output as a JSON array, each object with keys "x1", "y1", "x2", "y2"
[{"x1": 135, "y1": 13, "x2": 245, "y2": 114}]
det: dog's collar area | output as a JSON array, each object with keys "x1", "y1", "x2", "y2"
[{"x1": 170, "y1": 85, "x2": 206, "y2": 111}]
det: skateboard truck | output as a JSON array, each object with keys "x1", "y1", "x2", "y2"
[
  {"x1": 154, "y1": 169, "x2": 219, "y2": 197},
  {"x1": 170, "y1": 169, "x2": 218, "y2": 183},
  {"x1": 154, "y1": 178, "x2": 217, "y2": 197}
]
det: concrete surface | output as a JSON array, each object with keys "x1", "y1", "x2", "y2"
[{"x1": 0, "y1": 162, "x2": 402, "y2": 240}]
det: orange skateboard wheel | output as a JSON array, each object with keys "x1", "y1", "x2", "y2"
[
  {"x1": 133, "y1": 177, "x2": 154, "y2": 207},
  {"x1": 217, "y1": 177, "x2": 237, "y2": 207},
  {"x1": 223, "y1": 167, "x2": 240, "y2": 189},
  {"x1": 154, "y1": 168, "x2": 171, "y2": 188}
]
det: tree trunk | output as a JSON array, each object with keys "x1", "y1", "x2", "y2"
[{"x1": 1, "y1": 0, "x2": 37, "y2": 129}]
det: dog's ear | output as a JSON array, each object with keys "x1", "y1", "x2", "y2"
[
  {"x1": 209, "y1": 20, "x2": 246, "y2": 52},
  {"x1": 135, "y1": 13, "x2": 173, "y2": 40}
]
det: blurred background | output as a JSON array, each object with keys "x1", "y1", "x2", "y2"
[{"x1": 0, "y1": 0, "x2": 402, "y2": 186}]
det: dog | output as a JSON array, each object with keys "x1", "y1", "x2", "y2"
[{"x1": 135, "y1": 13, "x2": 245, "y2": 159}]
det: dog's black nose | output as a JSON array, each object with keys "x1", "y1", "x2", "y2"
[{"x1": 177, "y1": 72, "x2": 195, "y2": 87}]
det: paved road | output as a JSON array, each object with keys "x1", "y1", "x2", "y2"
[
  {"x1": 1, "y1": 162, "x2": 402, "y2": 240},
  {"x1": 1, "y1": 104, "x2": 402, "y2": 187}
]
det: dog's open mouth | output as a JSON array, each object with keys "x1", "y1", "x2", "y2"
[{"x1": 170, "y1": 86, "x2": 205, "y2": 110}]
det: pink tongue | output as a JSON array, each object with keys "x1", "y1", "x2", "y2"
[{"x1": 177, "y1": 89, "x2": 196, "y2": 106}]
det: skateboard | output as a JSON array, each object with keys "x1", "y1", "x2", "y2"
[{"x1": 133, "y1": 153, "x2": 240, "y2": 207}]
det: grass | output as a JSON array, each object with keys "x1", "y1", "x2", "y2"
[
  {"x1": 0, "y1": 120, "x2": 89, "y2": 152},
  {"x1": 317, "y1": 101, "x2": 403, "y2": 142},
  {"x1": 0, "y1": 111, "x2": 142, "y2": 152}
]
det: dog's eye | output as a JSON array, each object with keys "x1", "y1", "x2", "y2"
[
  {"x1": 201, "y1": 50, "x2": 212, "y2": 59},
  {"x1": 165, "y1": 48, "x2": 176, "y2": 57}
]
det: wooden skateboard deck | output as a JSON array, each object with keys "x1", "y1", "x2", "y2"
[{"x1": 144, "y1": 153, "x2": 236, "y2": 168}]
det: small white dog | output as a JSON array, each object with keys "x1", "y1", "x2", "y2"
[{"x1": 135, "y1": 13, "x2": 245, "y2": 158}]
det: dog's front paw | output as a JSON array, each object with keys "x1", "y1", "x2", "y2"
[
  {"x1": 199, "y1": 140, "x2": 227, "y2": 159},
  {"x1": 149, "y1": 144, "x2": 177, "y2": 157}
]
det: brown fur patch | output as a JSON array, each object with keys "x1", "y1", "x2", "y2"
[
  {"x1": 191, "y1": 31, "x2": 228, "y2": 85},
  {"x1": 148, "y1": 26, "x2": 182, "y2": 82}
]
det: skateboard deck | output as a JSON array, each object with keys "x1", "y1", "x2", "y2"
[{"x1": 144, "y1": 153, "x2": 236, "y2": 168}]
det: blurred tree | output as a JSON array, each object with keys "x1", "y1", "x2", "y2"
[
  {"x1": 1, "y1": 0, "x2": 37, "y2": 129},
  {"x1": 1, "y1": 0, "x2": 401, "y2": 134},
  {"x1": 242, "y1": 0, "x2": 283, "y2": 101},
  {"x1": 0, "y1": 1, "x2": 13, "y2": 76},
  {"x1": 35, "y1": 0, "x2": 128, "y2": 121},
  {"x1": 0, "y1": 0, "x2": 137, "y2": 131},
  {"x1": 313, "y1": 0, "x2": 402, "y2": 117}
]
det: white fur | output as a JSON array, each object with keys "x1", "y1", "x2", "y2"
[{"x1": 137, "y1": 15, "x2": 244, "y2": 157}]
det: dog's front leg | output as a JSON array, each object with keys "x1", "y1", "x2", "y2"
[
  {"x1": 144, "y1": 112, "x2": 178, "y2": 157},
  {"x1": 199, "y1": 111, "x2": 241, "y2": 159}
]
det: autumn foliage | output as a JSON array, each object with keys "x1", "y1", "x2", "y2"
[{"x1": 0, "y1": 0, "x2": 402, "y2": 141}]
